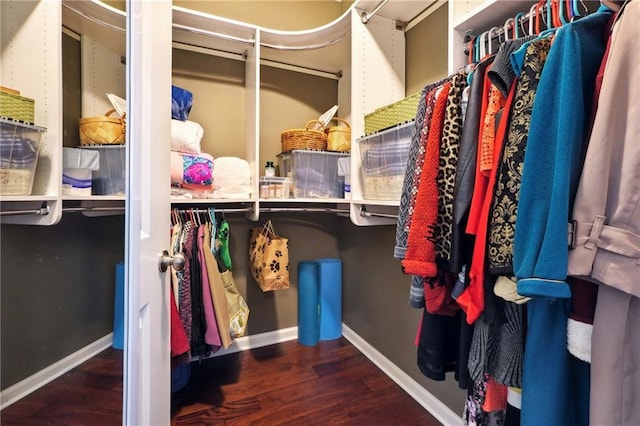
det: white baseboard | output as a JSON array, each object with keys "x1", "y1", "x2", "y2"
[
  {"x1": 0, "y1": 333, "x2": 114, "y2": 410},
  {"x1": 201, "y1": 326, "x2": 299, "y2": 359},
  {"x1": 342, "y1": 325, "x2": 462, "y2": 426}
]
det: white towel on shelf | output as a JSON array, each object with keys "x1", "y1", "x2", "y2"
[
  {"x1": 212, "y1": 157, "x2": 252, "y2": 199},
  {"x1": 171, "y1": 119, "x2": 203, "y2": 154}
]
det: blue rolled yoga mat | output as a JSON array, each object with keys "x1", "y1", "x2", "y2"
[
  {"x1": 297, "y1": 261, "x2": 320, "y2": 346},
  {"x1": 316, "y1": 258, "x2": 342, "y2": 340}
]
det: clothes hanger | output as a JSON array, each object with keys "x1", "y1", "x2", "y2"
[
  {"x1": 551, "y1": 0, "x2": 561, "y2": 28},
  {"x1": 529, "y1": 4, "x2": 538, "y2": 35},
  {"x1": 565, "y1": 0, "x2": 574, "y2": 21},
  {"x1": 558, "y1": 0, "x2": 569, "y2": 25},
  {"x1": 514, "y1": 12, "x2": 525, "y2": 37},
  {"x1": 503, "y1": 17, "x2": 514, "y2": 41},
  {"x1": 479, "y1": 30, "x2": 488, "y2": 59},
  {"x1": 519, "y1": 12, "x2": 529, "y2": 36},
  {"x1": 572, "y1": 0, "x2": 582, "y2": 19},
  {"x1": 487, "y1": 27, "x2": 500, "y2": 55},
  {"x1": 536, "y1": 0, "x2": 546, "y2": 33}
]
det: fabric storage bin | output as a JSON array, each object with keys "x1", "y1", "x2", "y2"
[
  {"x1": 62, "y1": 147, "x2": 100, "y2": 196},
  {"x1": 79, "y1": 145, "x2": 126, "y2": 195},
  {"x1": 358, "y1": 121, "x2": 413, "y2": 200},
  {"x1": 0, "y1": 117, "x2": 44, "y2": 195},
  {"x1": 278, "y1": 150, "x2": 349, "y2": 199}
]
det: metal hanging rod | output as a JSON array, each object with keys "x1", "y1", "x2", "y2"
[
  {"x1": 260, "y1": 32, "x2": 351, "y2": 52},
  {"x1": 172, "y1": 23, "x2": 255, "y2": 46},
  {"x1": 63, "y1": 206, "x2": 125, "y2": 212},
  {"x1": 259, "y1": 207, "x2": 349, "y2": 214},
  {"x1": 361, "y1": 0, "x2": 390, "y2": 24},
  {"x1": 172, "y1": 207, "x2": 253, "y2": 214},
  {"x1": 359, "y1": 205, "x2": 398, "y2": 219},
  {"x1": 0, "y1": 202, "x2": 49, "y2": 217}
]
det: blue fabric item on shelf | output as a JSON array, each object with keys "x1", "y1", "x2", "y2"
[{"x1": 171, "y1": 85, "x2": 193, "y2": 121}]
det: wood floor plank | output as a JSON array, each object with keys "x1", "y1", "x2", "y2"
[{"x1": 2, "y1": 337, "x2": 444, "y2": 425}]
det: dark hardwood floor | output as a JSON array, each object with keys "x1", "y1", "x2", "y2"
[{"x1": 1, "y1": 338, "x2": 443, "y2": 425}]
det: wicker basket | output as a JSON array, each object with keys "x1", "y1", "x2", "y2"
[
  {"x1": 0, "y1": 90, "x2": 35, "y2": 124},
  {"x1": 325, "y1": 117, "x2": 351, "y2": 152},
  {"x1": 364, "y1": 92, "x2": 420, "y2": 135},
  {"x1": 280, "y1": 120, "x2": 327, "y2": 152},
  {"x1": 79, "y1": 109, "x2": 126, "y2": 145}
]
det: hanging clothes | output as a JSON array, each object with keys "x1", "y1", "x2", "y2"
[
  {"x1": 450, "y1": 55, "x2": 493, "y2": 275},
  {"x1": 402, "y1": 82, "x2": 451, "y2": 281},
  {"x1": 197, "y1": 225, "x2": 222, "y2": 350},
  {"x1": 202, "y1": 222, "x2": 232, "y2": 349},
  {"x1": 511, "y1": 7, "x2": 614, "y2": 426},
  {"x1": 564, "y1": 2, "x2": 640, "y2": 423}
]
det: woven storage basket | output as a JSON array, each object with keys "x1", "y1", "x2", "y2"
[
  {"x1": 364, "y1": 92, "x2": 420, "y2": 135},
  {"x1": 79, "y1": 109, "x2": 126, "y2": 145},
  {"x1": 0, "y1": 90, "x2": 35, "y2": 124},
  {"x1": 325, "y1": 117, "x2": 351, "y2": 152},
  {"x1": 281, "y1": 120, "x2": 327, "y2": 152}
]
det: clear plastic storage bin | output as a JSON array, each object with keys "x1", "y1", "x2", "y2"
[
  {"x1": 277, "y1": 150, "x2": 349, "y2": 199},
  {"x1": 0, "y1": 117, "x2": 44, "y2": 196},
  {"x1": 79, "y1": 145, "x2": 126, "y2": 195},
  {"x1": 357, "y1": 121, "x2": 413, "y2": 200},
  {"x1": 259, "y1": 176, "x2": 292, "y2": 199}
]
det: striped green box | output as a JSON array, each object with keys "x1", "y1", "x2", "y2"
[
  {"x1": 364, "y1": 92, "x2": 420, "y2": 135},
  {"x1": 0, "y1": 91, "x2": 35, "y2": 124}
]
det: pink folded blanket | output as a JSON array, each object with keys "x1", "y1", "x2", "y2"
[{"x1": 170, "y1": 151, "x2": 214, "y2": 189}]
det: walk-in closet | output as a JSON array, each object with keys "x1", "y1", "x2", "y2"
[{"x1": 1, "y1": 0, "x2": 637, "y2": 425}]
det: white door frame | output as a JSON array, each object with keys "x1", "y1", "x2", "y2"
[{"x1": 124, "y1": 1, "x2": 172, "y2": 424}]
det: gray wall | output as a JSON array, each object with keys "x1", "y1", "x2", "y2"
[
  {"x1": 339, "y1": 219, "x2": 465, "y2": 412},
  {"x1": 0, "y1": 215, "x2": 124, "y2": 389}
]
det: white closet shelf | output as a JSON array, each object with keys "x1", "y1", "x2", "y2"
[
  {"x1": 172, "y1": 6, "x2": 258, "y2": 57},
  {"x1": 351, "y1": 199, "x2": 400, "y2": 207},
  {"x1": 355, "y1": 0, "x2": 439, "y2": 24},
  {"x1": 452, "y1": 0, "x2": 537, "y2": 32},
  {"x1": 62, "y1": 0, "x2": 126, "y2": 56},
  {"x1": 0, "y1": 195, "x2": 58, "y2": 202},
  {"x1": 62, "y1": 195, "x2": 125, "y2": 201}
]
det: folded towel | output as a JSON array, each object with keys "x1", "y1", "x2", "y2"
[
  {"x1": 171, "y1": 119, "x2": 203, "y2": 154},
  {"x1": 211, "y1": 157, "x2": 251, "y2": 199},
  {"x1": 171, "y1": 85, "x2": 193, "y2": 121}
]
